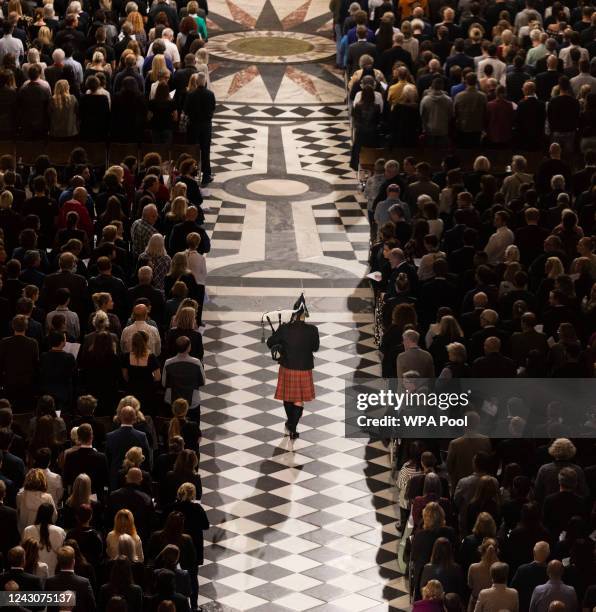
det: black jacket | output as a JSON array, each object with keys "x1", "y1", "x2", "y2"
[
  {"x1": 184, "y1": 87, "x2": 215, "y2": 127},
  {"x1": 62, "y1": 447, "x2": 109, "y2": 494},
  {"x1": 267, "y1": 321, "x2": 319, "y2": 370},
  {"x1": 107, "y1": 484, "x2": 154, "y2": 537},
  {"x1": 46, "y1": 570, "x2": 96, "y2": 612}
]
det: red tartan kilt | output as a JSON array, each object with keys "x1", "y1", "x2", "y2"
[{"x1": 274, "y1": 366, "x2": 315, "y2": 402}]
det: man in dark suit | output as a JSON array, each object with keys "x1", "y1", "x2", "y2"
[
  {"x1": 148, "y1": 0, "x2": 179, "y2": 31},
  {"x1": 511, "y1": 541, "x2": 550, "y2": 612},
  {"x1": 469, "y1": 309, "x2": 510, "y2": 360},
  {"x1": 460, "y1": 292, "x2": 489, "y2": 338},
  {"x1": 17, "y1": 66, "x2": 50, "y2": 140},
  {"x1": 498, "y1": 271, "x2": 536, "y2": 319},
  {"x1": 418, "y1": 259, "x2": 459, "y2": 326},
  {"x1": 506, "y1": 55, "x2": 532, "y2": 103},
  {"x1": 62, "y1": 424, "x2": 109, "y2": 496},
  {"x1": 535, "y1": 54, "x2": 562, "y2": 100},
  {"x1": 471, "y1": 337, "x2": 516, "y2": 378},
  {"x1": 41, "y1": 252, "x2": 89, "y2": 320},
  {"x1": 542, "y1": 290, "x2": 582, "y2": 340},
  {"x1": 172, "y1": 53, "x2": 198, "y2": 109},
  {"x1": 107, "y1": 468, "x2": 154, "y2": 537},
  {"x1": 511, "y1": 312, "x2": 549, "y2": 367},
  {"x1": 88, "y1": 257, "x2": 128, "y2": 323},
  {"x1": 46, "y1": 546, "x2": 96, "y2": 612},
  {"x1": 0, "y1": 481, "x2": 19, "y2": 564},
  {"x1": 543, "y1": 467, "x2": 589, "y2": 538},
  {"x1": 378, "y1": 32, "x2": 413, "y2": 82},
  {"x1": 0, "y1": 431, "x2": 25, "y2": 489},
  {"x1": 571, "y1": 150, "x2": 596, "y2": 196},
  {"x1": 515, "y1": 207, "x2": 550, "y2": 267},
  {"x1": 514, "y1": 81, "x2": 546, "y2": 151},
  {"x1": 168, "y1": 206, "x2": 211, "y2": 255},
  {"x1": 346, "y1": 25, "x2": 377, "y2": 76},
  {"x1": 0, "y1": 315, "x2": 39, "y2": 412},
  {"x1": 127, "y1": 266, "x2": 165, "y2": 327},
  {"x1": 0, "y1": 546, "x2": 43, "y2": 602},
  {"x1": 105, "y1": 406, "x2": 151, "y2": 489}
]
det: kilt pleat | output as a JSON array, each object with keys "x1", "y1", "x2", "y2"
[{"x1": 274, "y1": 366, "x2": 315, "y2": 402}]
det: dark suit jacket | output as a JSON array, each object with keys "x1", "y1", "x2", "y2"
[
  {"x1": 107, "y1": 484, "x2": 154, "y2": 537},
  {"x1": 105, "y1": 426, "x2": 151, "y2": 489},
  {"x1": 46, "y1": 570, "x2": 96, "y2": 612},
  {"x1": 41, "y1": 270, "x2": 89, "y2": 318},
  {"x1": 542, "y1": 490, "x2": 588, "y2": 537},
  {"x1": 0, "y1": 568, "x2": 43, "y2": 611},
  {"x1": 379, "y1": 45, "x2": 413, "y2": 80},
  {"x1": 267, "y1": 321, "x2": 319, "y2": 370},
  {"x1": 0, "y1": 335, "x2": 39, "y2": 387},
  {"x1": 88, "y1": 274, "x2": 128, "y2": 322},
  {"x1": 514, "y1": 97, "x2": 546, "y2": 150},
  {"x1": 62, "y1": 447, "x2": 109, "y2": 495},
  {"x1": 469, "y1": 326, "x2": 510, "y2": 361},
  {"x1": 127, "y1": 284, "x2": 165, "y2": 327},
  {"x1": 0, "y1": 504, "x2": 20, "y2": 561},
  {"x1": 511, "y1": 329, "x2": 549, "y2": 366},
  {"x1": 471, "y1": 352, "x2": 516, "y2": 378},
  {"x1": 511, "y1": 561, "x2": 548, "y2": 612},
  {"x1": 347, "y1": 40, "x2": 378, "y2": 75},
  {"x1": 535, "y1": 70, "x2": 562, "y2": 100},
  {"x1": 167, "y1": 220, "x2": 210, "y2": 255}
]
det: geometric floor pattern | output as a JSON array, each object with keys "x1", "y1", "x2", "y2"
[
  {"x1": 198, "y1": 0, "x2": 404, "y2": 608},
  {"x1": 198, "y1": 321, "x2": 409, "y2": 611}
]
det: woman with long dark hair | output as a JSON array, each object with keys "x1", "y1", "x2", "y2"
[
  {"x1": 350, "y1": 84, "x2": 381, "y2": 171},
  {"x1": 22, "y1": 502, "x2": 65, "y2": 576},
  {"x1": 121, "y1": 330, "x2": 161, "y2": 415},
  {"x1": 148, "y1": 81, "x2": 177, "y2": 144},
  {"x1": 420, "y1": 537, "x2": 466, "y2": 600},
  {"x1": 161, "y1": 449, "x2": 202, "y2": 507},
  {"x1": 77, "y1": 330, "x2": 122, "y2": 415},
  {"x1": 111, "y1": 76, "x2": 147, "y2": 143}
]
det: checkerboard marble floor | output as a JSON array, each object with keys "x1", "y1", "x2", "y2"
[{"x1": 197, "y1": 321, "x2": 410, "y2": 611}]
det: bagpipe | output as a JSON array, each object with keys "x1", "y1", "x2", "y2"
[{"x1": 260, "y1": 293, "x2": 309, "y2": 361}]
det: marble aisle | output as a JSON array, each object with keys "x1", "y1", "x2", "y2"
[{"x1": 199, "y1": 2, "x2": 408, "y2": 610}]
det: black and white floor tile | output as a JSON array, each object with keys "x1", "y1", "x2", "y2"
[{"x1": 197, "y1": 1, "x2": 404, "y2": 609}]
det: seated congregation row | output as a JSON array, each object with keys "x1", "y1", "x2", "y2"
[
  {"x1": 337, "y1": 0, "x2": 596, "y2": 162},
  {"x1": 0, "y1": 0, "x2": 215, "y2": 165},
  {"x1": 0, "y1": 149, "x2": 213, "y2": 610}
]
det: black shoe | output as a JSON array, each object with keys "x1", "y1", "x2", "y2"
[
  {"x1": 201, "y1": 175, "x2": 214, "y2": 187},
  {"x1": 290, "y1": 431, "x2": 299, "y2": 440}
]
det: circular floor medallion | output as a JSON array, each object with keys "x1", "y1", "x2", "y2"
[
  {"x1": 247, "y1": 179, "x2": 309, "y2": 196},
  {"x1": 208, "y1": 30, "x2": 336, "y2": 64}
]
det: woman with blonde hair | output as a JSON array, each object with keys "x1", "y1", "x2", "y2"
[
  {"x1": 168, "y1": 398, "x2": 200, "y2": 450},
  {"x1": 122, "y1": 330, "x2": 161, "y2": 415},
  {"x1": 467, "y1": 538, "x2": 499, "y2": 611},
  {"x1": 49, "y1": 79, "x2": 79, "y2": 139},
  {"x1": 428, "y1": 315, "x2": 464, "y2": 374},
  {"x1": 164, "y1": 305, "x2": 203, "y2": 359},
  {"x1": 36, "y1": 25, "x2": 53, "y2": 49},
  {"x1": 16, "y1": 468, "x2": 57, "y2": 532},
  {"x1": 139, "y1": 233, "x2": 171, "y2": 291},
  {"x1": 537, "y1": 256, "x2": 565, "y2": 305},
  {"x1": 117, "y1": 447, "x2": 152, "y2": 494},
  {"x1": 147, "y1": 54, "x2": 170, "y2": 91},
  {"x1": 164, "y1": 251, "x2": 203, "y2": 308},
  {"x1": 499, "y1": 261, "x2": 522, "y2": 297},
  {"x1": 413, "y1": 579, "x2": 444, "y2": 612},
  {"x1": 173, "y1": 481, "x2": 209, "y2": 569},
  {"x1": 62, "y1": 473, "x2": 99, "y2": 529},
  {"x1": 195, "y1": 48, "x2": 210, "y2": 86},
  {"x1": 410, "y1": 502, "x2": 457, "y2": 599},
  {"x1": 106, "y1": 509, "x2": 144, "y2": 561},
  {"x1": 22, "y1": 48, "x2": 47, "y2": 77},
  {"x1": 163, "y1": 196, "x2": 188, "y2": 237},
  {"x1": 400, "y1": 19, "x2": 419, "y2": 60}
]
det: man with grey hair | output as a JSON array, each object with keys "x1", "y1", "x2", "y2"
[
  {"x1": 131, "y1": 204, "x2": 158, "y2": 256},
  {"x1": 542, "y1": 467, "x2": 589, "y2": 538},
  {"x1": 184, "y1": 71, "x2": 216, "y2": 186},
  {"x1": 127, "y1": 265, "x2": 165, "y2": 326},
  {"x1": 396, "y1": 329, "x2": 434, "y2": 381},
  {"x1": 373, "y1": 159, "x2": 406, "y2": 208},
  {"x1": 378, "y1": 31, "x2": 413, "y2": 81},
  {"x1": 148, "y1": 31, "x2": 180, "y2": 67}
]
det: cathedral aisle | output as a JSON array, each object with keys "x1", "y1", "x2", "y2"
[{"x1": 196, "y1": 1, "x2": 408, "y2": 610}]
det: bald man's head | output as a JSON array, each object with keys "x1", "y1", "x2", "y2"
[
  {"x1": 484, "y1": 336, "x2": 501, "y2": 354},
  {"x1": 73, "y1": 186, "x2": 87, "y2": 204},
  {"x1": 126, "y1": 467, "x2": 143, "y2": 484},
  {"x1": 473, "y1": 292, "x2": 488, "y2": 308},
  {"x1": 132, "y1": 304, "x2": 148, "y2": 321},
  {"x1": 547, "y1": 54, "x2": 558, "y2": 70},
  {"x1": 533, "y1": 541, "x2": 550, "y2": 563},
  {"x1": 547, "y1": 560, "x2": 564, "y2": 580},
  {"x1": 550, "y1": 142, "x2": 561, "y2": 159}
]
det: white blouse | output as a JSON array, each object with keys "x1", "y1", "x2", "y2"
[{"x1": 22, "y1": 524, "x2": 65, "y2": 576}]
